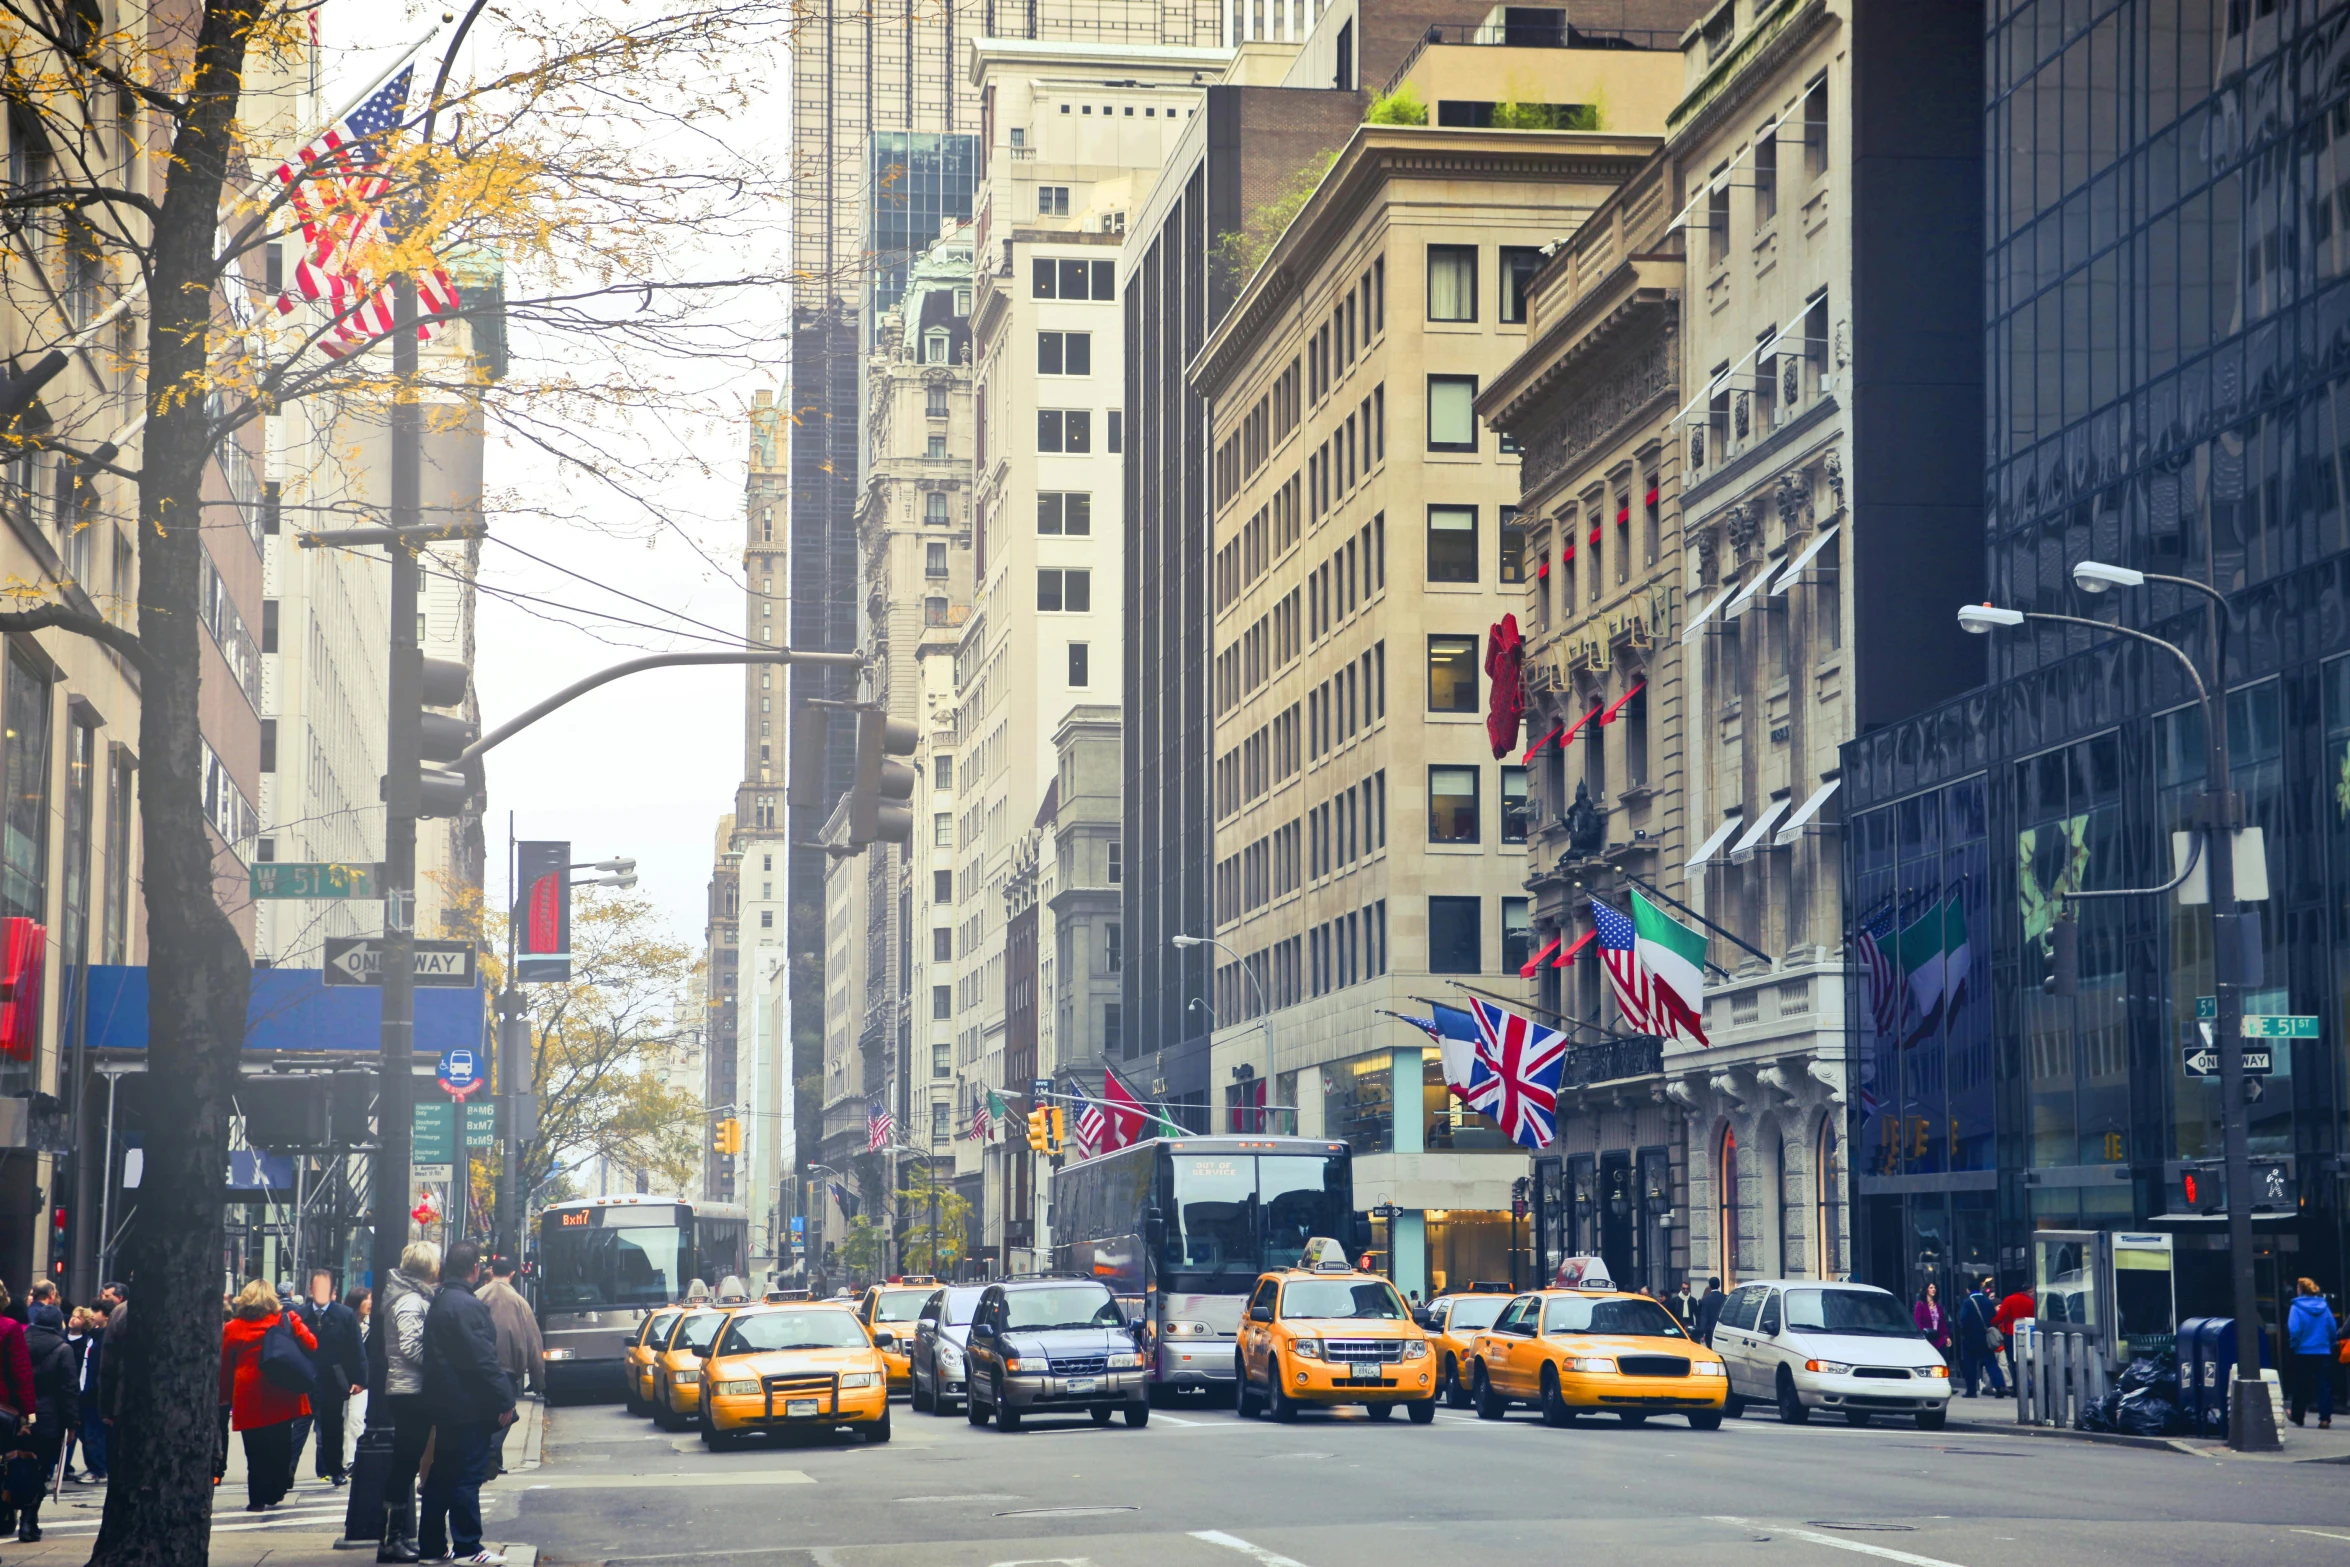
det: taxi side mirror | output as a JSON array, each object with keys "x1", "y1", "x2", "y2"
[
  {"x1": 1249, "y1": 1305, "x2": 1273, "y2": 1324},
  {"x1": 872, "y1": 1330, "x2": 897, "y2": 1348}
]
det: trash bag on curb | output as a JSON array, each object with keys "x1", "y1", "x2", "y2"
[
  {"x1": 2117, "y1": 1355, "x2": 2167, "y2": 1393},
  {"x1": 2114, "y1": 1390, "x2": 2180, "y2": 1438},
  {"x1": 2077, "y1": 1389, "x2": 2122, "y2": 1432}
]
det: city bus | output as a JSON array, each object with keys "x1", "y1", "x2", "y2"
[
  {"x1": 535, "y1": 1195, "x2": 739, "y2": 1398},
  {"x1": 1050, "y1": 1136, "x2": 1357, "y2": 1404}
]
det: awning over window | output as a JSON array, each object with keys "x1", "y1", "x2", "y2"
[
  {"x1": 1725, "y1": 563, "x2": 1775, "y2": 618},
  {"x1": 1518, "y1": 936, "x2": 1564, "y2": 979},
  {"x1": 1522, "y1": 723, "x2": 1564, "y2": 763},
  {"x1": 1774, "y1": 777, "x2": 1843, "y2": 845},
  {"x1": 1685, "y1": 814, "x2": 1745, "y2": 870},
  {"x1": 1728, "y1": 796, "x2": 1794, "y2": 862},
  {"x1": 1771, "y1": 523, "x2": 1841, "y2": 595},
  {"x1": 1554, "y1": 927, "x2": 1598, "y2": 967},
  {"x1": 1597, "y1": 679, "x2": 1646, "y2": 725},
  {"x1": 1680, "y1": 582, "x2": 1735, "y2": 644},
  {"x1": 1559, "y1": 701, "x2": 1606, "y2": 746}
]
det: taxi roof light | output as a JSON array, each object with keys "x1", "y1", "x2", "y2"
[{"x1": 1299, "y1": 1236, "x2": 1352, "y2": 1272}]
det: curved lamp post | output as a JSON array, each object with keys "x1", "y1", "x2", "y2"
[{"x1": 1958, "y1": 574, "x2": 2277, "y2": 1452}]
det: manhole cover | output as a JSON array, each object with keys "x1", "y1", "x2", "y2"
[
  {"x1": 995, "y1": 1506, "x2": 1140, "y2": 1519},
  {"x1": 1808, "y1": 1523, "x2": 1918, "y2": 1533}
]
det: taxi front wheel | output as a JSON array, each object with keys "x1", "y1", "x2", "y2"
[
  {"x1": 1267, "y1": 1360, "x2": 1301, "y2": 1423},
  {"x1": 1472, "y1": 1364, "x2": 1508, "y2": 1421},
  {"x1": 864, "y1": 1409, "x2": 893, "y2": 1444},
  {"x1": 1687, "y1": 1410, "x2": 1723, "y2": 1431},
  {"x1": 1406, "y1": 1397, "x2": 1436, "y2": 1425}
]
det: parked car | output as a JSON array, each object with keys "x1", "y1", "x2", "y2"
[
  {"x1": 963, "y1": 1276, "x2": 1150, "y2": 1430},
  {"x1": 1706, "y1": 1279, "x2": 1953, "y2": 1429},
  {"x1": 910, "y1": 1284, "x2": 986, "y2": 1414}
]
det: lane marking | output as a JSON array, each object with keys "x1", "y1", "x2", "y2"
[
  {"x1": 2294, "y1": 1530, "x2": 2350, "y2": 1545},
  {"x1": 1150, "y1": 1412, "x2": 1211, "y2": 1427},
  {"x1": 1191, "y1": 1529, "x2": 1313, "y2": 1567},
  {"x1": 519, "y1": 1469, "x2": 814, "y2": 1489},
  {"x1": 1709, "y1": 1517, "x2": 1970, "y2": 1567}
]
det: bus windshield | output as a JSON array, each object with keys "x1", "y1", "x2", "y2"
[
  {"x1": 539, "y1": 1215, "x2": 688, "y2": 1311},
  {"x1": 1163, "y1": 1152, "x2": 1348, "y2": 1286}
]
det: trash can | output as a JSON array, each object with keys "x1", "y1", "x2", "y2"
[{"x1": 2177, "y1": 1317, "x2": 2217, "y2": 1434}]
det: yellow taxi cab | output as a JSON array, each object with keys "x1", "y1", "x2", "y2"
[
  {"x1": 649, "y1": 1305, "x2": 731, "y2": 1430},
  {"x1": 624, "y1": 1307, "x2": 683, "y2": 1418},
  {"x1": 856, "y1": 1278, "x2": 937, "y2": 1396},
  {"x1": 697, "y1": 1302, "x2": 893, "y2": 1449},
  {"x1": 1234, "y1": 1239, "x2": 1436, "y2": 1423},
  {"x1": 1463, "y1": 1287, "x2": 1728, "y2": 1429},
  {"x1": 1422, "y1": 1289, "x2": 1513, "y2": 1409}
]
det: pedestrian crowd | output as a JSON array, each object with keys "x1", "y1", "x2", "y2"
[{"x1": 205, "y1": 1243, "x2": 540, "y2": 1567}]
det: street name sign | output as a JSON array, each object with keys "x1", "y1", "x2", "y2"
[
  {"x1": 251, "y1": 862, "x2": 378, "y2": 900},
  {"x1": 322, "y1": 937, "x2": 478, "y2": 988},
  {"x1": 2241, "y1": 1014, "x2": 2319, "y2": 1039},
  {"x1": 464, "y1": 1103, "x2": 498, "y2": 1147}
]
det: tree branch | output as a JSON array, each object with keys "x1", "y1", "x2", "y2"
[{"x1": 0, "y1": 602, "x2": 148, "y2": 671}]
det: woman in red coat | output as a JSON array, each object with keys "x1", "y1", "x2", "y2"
[{"x1": 220, "y1": 1279, "x2": 316, "y2": 1511}]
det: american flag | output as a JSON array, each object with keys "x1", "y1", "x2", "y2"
[
  {"x1": 866, "y1": 1098, "x2": 893, "y2": 1152},
  {"x1": 1074, "y1": 1099, "x2": 1106, "y2": 1159},
  {"x1": 1855, "y1": 903, "x2": 1901, "y2": 1035},
  {"x1": 271, "y1": 63, "x2": 461, "y2": 358},
  {"x1": 967, "y1": 1097, "x2": 991, "y2": 1142},
  {"x1": 1590, "y1": 897, "x2": 1660, "y2": 1034},
  {"x1": 1462, "y1": 998, "x2": 1568, "y2": 1150}
]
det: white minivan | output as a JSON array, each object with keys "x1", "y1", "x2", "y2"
[{"x1": 1706, "y1": 1279, "x2": 1953, "y2": 1429}]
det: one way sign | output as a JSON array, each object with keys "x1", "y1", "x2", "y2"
[
  {"x1": 2182, "y1": 1021, "x2": 2272, "y2": 1078},
  {"x1": 323, "y1": 937, "x2": 479, "y2": 989}
]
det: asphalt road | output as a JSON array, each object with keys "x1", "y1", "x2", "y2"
[{"x1": 492, "y1": 1392, "x2": 2350, "y2": 1567}]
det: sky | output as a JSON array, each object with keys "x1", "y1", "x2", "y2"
[{"x1": 333, "y1": 3, "x2": 790, "y2": 948}]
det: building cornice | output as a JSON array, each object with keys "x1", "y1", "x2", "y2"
[
  {"x1": 1665, "y1": 0, "x2": 1838, "y2": 149},
  {"x1": 1190, "y1": 126, "x2": 1664, "y2": 397}
]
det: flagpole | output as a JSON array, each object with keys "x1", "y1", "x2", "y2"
[{"x1": 1616, "y1": 872, "x2": 1762, "y2": 972}]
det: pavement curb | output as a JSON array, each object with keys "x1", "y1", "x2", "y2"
[
  {"x1": 1934, "y1": 1416, "x2": 2187, "y2": 1454},
  {"x1": 518, "y1": 1395, "x2": 546, "y2": 1473}
]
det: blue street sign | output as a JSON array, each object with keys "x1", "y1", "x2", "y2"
[
  {"x1": 790, "y1": 1216, "x2": 805, "y2": 1234},
  {"x1": 438, "y1": 1046, "x2": 482, "y2": 1099}
]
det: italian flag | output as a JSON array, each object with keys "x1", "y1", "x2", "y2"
[
  {"x1": 1631, "y1": 889, "x2": 1709, "y2": 1046},
  {"x1": 1897, "y1": 894, "x2": 1971, "y2": 1026}
]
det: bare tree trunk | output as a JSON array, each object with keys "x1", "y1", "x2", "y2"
[{"x1": 91, "y1": 4, "x2": 258, "y2": 1563}]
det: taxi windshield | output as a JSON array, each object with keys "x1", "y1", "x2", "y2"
[
  {"x1": 717, "y1": 1311, "x2": 869, "y2": 1354},
  {"x1": 640, "y1": 1311, "x2": 680, "y2": 1345},
  {"x1": 1001, "y1": 1286, "x2": 1123, "y2": 1331},
  {"x1": 672, "y1": 1311, "x2": 723, "y2": 1352},
  {"x1": 1280, "y1": 1280, "x2": 1407, "y2": 1320},
  {"x1": 1541, "y1": 1296, "x2": 1687, "y2": 1338},
  {"x1": 871, "y1": 1290, "x2": 932, "y2": 1323},
  {"x1": 1784, "y1": 1288, "x2": 1920, "y2": 1337},
  {"x1": 1444, "y1": 1297, "x2": 1507, "y2": 1333}
]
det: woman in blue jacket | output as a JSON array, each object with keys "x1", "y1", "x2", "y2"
[{"x1": 2286, "y1": 1277, "x2": 2339, "y2": 1429}]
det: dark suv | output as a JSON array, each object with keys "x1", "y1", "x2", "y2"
[{"x1": 963, "y1": 1277, "x2": 1150, "y2": 1431}]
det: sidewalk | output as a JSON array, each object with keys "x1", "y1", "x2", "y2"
[
  {"x1": 1940, "y1": 1392, "x2": 2350, "y2": 1463},
  {"x1": 0, "y1": 1398, "x2": 546, "y2": 1567}
]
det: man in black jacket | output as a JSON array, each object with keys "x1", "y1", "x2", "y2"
[
  {"x1": 1694, "y1": 1277, "x2": 1727, "y2": 1346},
  {"x1": 296, "y1": 1270, "x2": 366, "y2": 1485},
  {"x1": 417, "y1": 1243, "x2": 517, "y2": 1566}
]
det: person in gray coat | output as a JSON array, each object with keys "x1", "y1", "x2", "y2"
[{"x1": 375, "y1": 1241, "x2": 439, "y2": 1565}]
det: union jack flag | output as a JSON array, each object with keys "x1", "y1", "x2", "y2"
[
  {"x1": 271, "y1": 64, "x2": 460, "y2": 358},
  {"x1": 1856, "y1": 902, "x2": 1901, "y2": 1035},
  {"x1": 866, "y1": 1098, "x2": 893, "y2": 1152},
  {"x1": 1589, "y1": 898, "x2": 1660, "y2": 1034},
  {"x1": 1462, "y1": 997, "x2": 1568, "y2": 1150}
]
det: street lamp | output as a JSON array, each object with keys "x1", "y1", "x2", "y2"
[
  {"x1": 1172, "y1": 933, "x2": 1272, "y2": 1119},
  {"x1": 1956, "y1": 582, "x2": 2278, "y2": 1453}
]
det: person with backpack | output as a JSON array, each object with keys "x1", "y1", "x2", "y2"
[
  {"x1": 218, "y1": 1278, "x2": 317, "y2": 1512},
  {"x1": 11, "y1": 1294, "x2": 77, "y2": 1539}
]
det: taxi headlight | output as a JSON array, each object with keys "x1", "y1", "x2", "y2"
[
  {"x1": 1290, "y1": 1339, "x2": 1323, "y2": 1360},
  {"x1": 1106, "y1": 1352, "x2": 1144, "y2": 1369},
  {"x1": 1919, "y1": 1365, "x2": 1950, "y2": 1379},
  {"x1": 840, "y1": 1372, "x2": 881, "y2": 1389},
  {"x1": 1804, "y1": 1359, "x2": 1853, "y2": 1376},
  {"x1": 1399, "y1": 1340, "x2": 1428, "y2": 1361},
  {"x1": 1692, "y1": 1361, "x2": 1727, "y2": 1378},
  {"x1": 1164, "y1": 1321, "x2": 1213, "y2": 1338},
  {"x1": 714, "y1": 1379, "x2": 759, "y2": 1396},
  {"x1": 669, "y1": 1368, "x2": 700, "y2": 1384},
  {"x1": 1566, "y1": 1356, "x2": 1617, "y2": 1374}
]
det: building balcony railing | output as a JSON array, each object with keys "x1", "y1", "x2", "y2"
[
  {"x1": 1379, "y1": 14, "x2": 1682, "y2": 99},
  {"x1": 1559, "y1": 1034, "x2": 1662, "y2": 1089}
]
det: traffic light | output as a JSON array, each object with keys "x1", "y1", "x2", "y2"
[
  {"x1": 848, "y1": 709, "x2": 918, "y2": 847},
  {"x1": 712, "y1": 1118, "x2": 743, "y2": 1156},
  {"x1": 412, "y1": 655, "x2": 480, "y2": 817},
  {"x1": 2041, "y1": 914, "x2": 2078, "y2": 996},
  {"x1": 1047, "y1": 1107, "x2": 1067, "y2": 1157},
  {"x1": 787, "y1": 701, "x2": 828, "y2": 812},
  {"x1": 1027, "y1": 1106, "x2": 1050, "y2": 1153}
]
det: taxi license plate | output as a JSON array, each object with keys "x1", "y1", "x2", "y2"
[
  {"x1": 785, "y1": 1398, "x2": 819, "y2": 1418},
  {"x1": 1066, "y1": 1377, "x2": 1099, "y2": 1395},
  {"x1": 1347, "y1": 1361, "x2": 1383, "y2": 1382}
]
